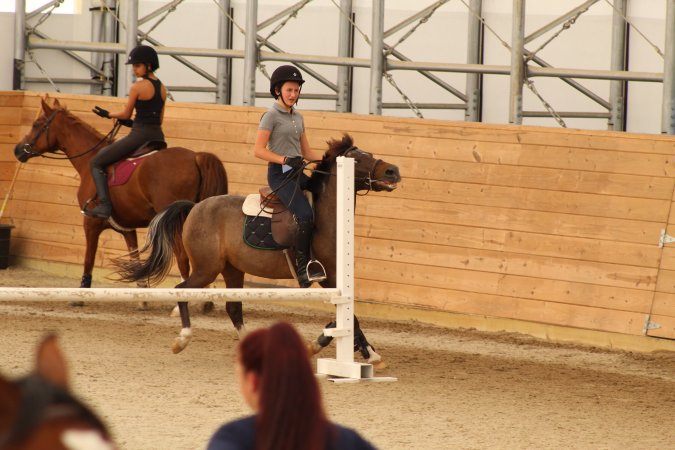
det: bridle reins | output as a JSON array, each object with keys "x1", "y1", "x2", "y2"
[
  {"x1": 311, "y1": 145, "x2": 385, "y2": 194},
  {"x1": 18, "y1": 109, "x2": 117, "y2": 161}
]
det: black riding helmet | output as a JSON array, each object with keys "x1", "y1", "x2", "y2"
[
  {"x1": 269, "y1": 65, "x2": 305, "y2": 99},
  {"x1": 126, "y1": 45, "x2": 160, "y2": 71}
]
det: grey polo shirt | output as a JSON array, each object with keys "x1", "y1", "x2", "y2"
[{"x1": 258, "y1": 102, "x2": 304, "y2": 159}]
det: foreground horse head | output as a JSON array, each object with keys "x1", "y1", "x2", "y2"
[
  {"x1": 14, "y1": 97, "x2": 68, "y2": 162},
  {"x1": 114, "y1": 133, "x2": 401, "y2": 368},
  {"x1": 0, "y1": 334, "x2": 115, "y2": 450}
]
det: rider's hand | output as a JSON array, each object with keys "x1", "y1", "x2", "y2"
[
  {"x1": 118, "y1": 118, "x2": 133, "y2": 128},
  {"x1": 92, "y1": 106, "x2": 110, "y2": 119},
  {"x1": 284, "y1": 156, "x2": 304, "y2": 171}
]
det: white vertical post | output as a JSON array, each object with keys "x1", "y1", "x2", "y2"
[
  {"x1": 317, "y1": 157, "x2": 373, "y2": 379},
  {"x1": 335, "y1": 156, "x2": 355, "y2": 364}
]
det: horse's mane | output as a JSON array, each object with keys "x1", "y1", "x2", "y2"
[
  {"x1": 57, "y1": 106, "x2": 106, "y2": 140},
  {"x1": 309, "y1": 134, "x2": 354, "y2": 191}
]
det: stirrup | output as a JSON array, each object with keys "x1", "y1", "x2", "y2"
[
  {"x1": 306, "y1": 259, "x2": 327, "y2": 282},
  {"x1": 81, "y1": 202, "x2": 112, "y2": 219}
]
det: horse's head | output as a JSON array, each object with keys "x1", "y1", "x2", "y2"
[
  {"x1": 0, "y1": 334, "x2": 114, "y2": 450},
  {"x1": 14, "y1": 97, "x2": 66, "y2": 162},
  {"x1": 321, "y1": 134, "x2": 401, "y2": 192}
]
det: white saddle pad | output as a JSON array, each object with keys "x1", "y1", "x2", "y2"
[{"x1": 242, "y1": 194, "x2": 273, "y2": 218}]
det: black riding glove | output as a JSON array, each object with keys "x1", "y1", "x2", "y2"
[
  {"x1": 118, "y1": 118, "x2": 133, "y2": 128},
  {"x1": 284, "y1": 156, "x2": 304, "y2": 171},
  {"x1": 92, "y1": 106, "x2": 110, "y2": 119}
]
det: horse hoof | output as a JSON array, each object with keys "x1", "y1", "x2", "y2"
[
  {"x1": 234, "y1": 325, "x2": 248, "y2": 341},
  {"x1": 371, "y1": 359, "x2": 387, "y2": 371},
  {"x1": 201, "y1": 301, "x2": 214, "y2": 314},
  {"x1": 68, "y1": 301, "x2": 85, "y2": 307},
  {"x1": 171, "y1": 340, "x2": 185, "y2": 354},
  {"x1": 308, "y1": 340, "x2": 323, "y2": 355},
  {"x1": 170, "y1": 305, "x2": 180, "y2": 317}
]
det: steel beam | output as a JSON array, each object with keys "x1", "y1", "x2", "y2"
[
  {"x1": 509, "y1": 0, "x2": 526, "y2": 124},
  {"x1": 369, "y1": 0, "x2": 384, "y2": 115},
  {"x1": 243, "y1": 0, "x2": 258, "y2": 106},
  {"x1": 663, "y1": 0, "x2": 675, "y2": 134},
  {"x1": 465, "y1": 0, "x2": 483, "y2": 121},
  {"x1": 524, "y1": 0, "x2": 599, "y2": 44},
  {"x1": 13, "y1": 0, "x2": 26, "y2": 90},
  {"x1": 216, "y1": 0, "x2": 232, "y2": 104},
  {"x1": 608, "y1": 0, "x2": 628, "y2": 131},
  {"x1": 123, "y1": 0, "x2": 139, "y2": 96},
  {"x1": 336, "y1": 0, "x2": 353, "y2": 112}
]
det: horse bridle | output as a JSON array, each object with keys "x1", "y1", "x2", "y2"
[
  {"x1": 341, "y1": 145, "x2": 384, "y2": 194},
  {"x1": 18, "y1": 109, "x2": 115, "y2": 161},
  {"x1": 0, "y1": 374, "x2": 109, "y2": 447}
]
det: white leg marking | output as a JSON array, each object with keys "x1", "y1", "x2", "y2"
[{"x1": 61, "y1": 430, "x2": 114, "y2": 450}]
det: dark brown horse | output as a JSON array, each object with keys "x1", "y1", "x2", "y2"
[
  {"x1": 0, "y1": 334, "x2": 115, "y2": 450},
  {"x1": 14, "y1": 97, "x2": 228, "y2": 290},
  {"x1": 115, "y1": 134, "x2": 400, "y2": 366}
]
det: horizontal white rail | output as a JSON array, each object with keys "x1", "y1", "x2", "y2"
[{"x1": 0, "y1": 287, "x2": 339, "y2": 303}]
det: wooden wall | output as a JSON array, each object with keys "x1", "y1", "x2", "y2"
[{"x1": 2, "y1": 91, "x2": 675, "y2": 344}]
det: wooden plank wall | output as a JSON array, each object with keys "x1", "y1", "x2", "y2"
[{"x1": 2, "y1": 91, "x2": 675, "y2": 342}]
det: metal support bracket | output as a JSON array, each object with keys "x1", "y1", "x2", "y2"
[
  {"x1": 658, "y1": 229, "x2": 675, "y2": 248},
  {"x1": 643, "y1": 314, "x2": 662, "y2": 333}
]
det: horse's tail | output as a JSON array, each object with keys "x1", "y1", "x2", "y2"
[
  {"x1": 194, "y1": 152, "x2": 228, "y2": 201},
  {"x1": 113, "y1": 200, "x2": 195, "y2": 286}
]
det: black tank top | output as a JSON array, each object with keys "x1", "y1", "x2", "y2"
[{"x1": 134, "y1": 78, "x2": 164, "y2": 125}]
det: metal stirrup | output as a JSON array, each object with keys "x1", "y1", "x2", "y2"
[{"x1": 306, "y1": 259, "x2": 327, "y2": 282}]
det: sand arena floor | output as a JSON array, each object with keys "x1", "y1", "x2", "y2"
[{"x1": 0, "y1": 265, "x2": 674, "y2": 449}]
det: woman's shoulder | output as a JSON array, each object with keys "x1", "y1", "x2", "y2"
[
  {"x1": 206, "y1": 416, "x2": 256, "y2": 450},
  {"x1": 331, "y1": 423, "x2": 378, "y2": 450}
]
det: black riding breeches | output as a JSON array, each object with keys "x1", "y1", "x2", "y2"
[
  {"x1": 267, "y1": 162, "x2": 313, "y2": 223},
  {"x1": 90, "y1": 123, "x2": 164, "y2": 172}
]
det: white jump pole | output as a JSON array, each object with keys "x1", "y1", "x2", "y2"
[{"x1": 0, "y1": 157, "x2": 370, "y2": 379}]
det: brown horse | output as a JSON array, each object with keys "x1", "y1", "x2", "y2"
[
  {"x1": 14, "y1": 98, "x2": 228, "y2": 290},
  {"x1": 115, "y1": 134, "x2": 401, "y2": 366},
  {"x1": 0, "y1": 334, "x2": 115, "y2": 450}
]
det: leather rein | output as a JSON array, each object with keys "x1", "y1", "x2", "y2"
[{"x1": 17, "y1": 109, "x2": 117, "y2": 161}]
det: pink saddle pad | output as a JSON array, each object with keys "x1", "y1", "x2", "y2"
[{"x1": 109, "y1": 157, "x2": 148, "y2": 187}]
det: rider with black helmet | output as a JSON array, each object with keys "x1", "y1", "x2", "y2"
[
  {"x1": 253, "y1": 65, "x2": 327, "y2": 288},
  {"x1": 83, "y1": 44, "x2": 167, "y2": 219}
]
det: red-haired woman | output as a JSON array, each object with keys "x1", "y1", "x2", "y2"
[{"x1": 207, "y1": 321, "x2": 377, "y2": 450}]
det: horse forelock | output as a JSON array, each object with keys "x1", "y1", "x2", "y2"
[{"x1": 310, "y1": 134, "x2": 354, "y2": 189}]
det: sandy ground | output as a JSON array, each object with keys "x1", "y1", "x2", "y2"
[{"x1": 0, "y1": 265, "x2": 674, "y2": 450}]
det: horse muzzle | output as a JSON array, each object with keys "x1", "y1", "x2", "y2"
[
  {"x1": 14, "y1": 143, "x2": 36, "y2": 162},
  {"x1": 372, "y1": 165, "x2": 401, "y2": 191}
]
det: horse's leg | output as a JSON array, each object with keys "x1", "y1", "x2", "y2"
[
  {"x1": 353, "y1": 315, "x2": 385, "y2": 369},
  {"x1": 309, "y1": 315, "x2": 385, "y2": 370},
  {"x1": 172, "y1": 297, "x2": 192, "y2": 354},
  {"x1": 170, "y1": 270, "x2": 220, "y2": 353},
  {"x1": 77, "y1": 220, "x2": 106, "y2": 305},
  {"x1": 222, "y1": 264, "x2": 246, "y2": 339},
  {"x1": 120, "y1": 229, "x2": 149, "y2": 310}
]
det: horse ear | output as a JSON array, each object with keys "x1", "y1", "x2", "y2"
[
  {"x1": 35, "y1": 334, "x2": 70, "y2": 389},
  {"x1": 41, "y1": 97, "x2": 53, "y2": 114},
  {"x1": 53, "y1": 98, "x2": 62, "y2": 109}
]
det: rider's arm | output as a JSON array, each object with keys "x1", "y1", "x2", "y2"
[
  {"x1": 300, "y1": 133, "x2": 323, "y2": 162},
  {"x1": 254, "y1": 129, "x2": 285, "y2": 164},
  {"x1": 109, "y1": 82, "x2": 140, "y2": 120}
]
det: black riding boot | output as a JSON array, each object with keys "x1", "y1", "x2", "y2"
[
  {"x1": 295, "y1": 221, "x2": 326, "y2": 288},
  {"x1": 83, "y1": 168, "x2": 112, "y2": 219}
]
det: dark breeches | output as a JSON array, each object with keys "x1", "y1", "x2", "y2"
[
  {"x1": 267, "y1": 163, "x2": 313, "y2": 223},
  {"x1": 90, "y1": 124, "x2": 163, "y2": 171}
]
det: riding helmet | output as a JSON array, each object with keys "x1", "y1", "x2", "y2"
[
  {"x1": 126, "y1": 45, "x2": 160, "y2": 71},
  {"x1": 269, "y1": 65, "x2": 305, "y2": 98}
]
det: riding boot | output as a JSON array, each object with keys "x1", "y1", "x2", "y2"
[
  {"x1": 295, "y1": 221, "x2": 327, "y2": 288},
  {"x1": 83, "y1": 169, "x2": 112, "y2": 219}
]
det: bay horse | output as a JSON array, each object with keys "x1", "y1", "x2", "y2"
[
  {"x1": 114, "y1": 134, "x2": 400, "y2": 366},
  {"x1": 0, "y1": 334, "x2": 115, "y2": 450},
  {"x1": 14, "y1": 97, "x2": 228, "y2": 292}
]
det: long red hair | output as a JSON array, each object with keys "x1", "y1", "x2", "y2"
[{"x1": 239, "y1": 322, "x2": 329, "y2": 450}]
